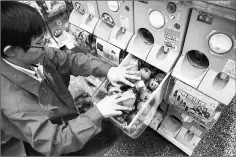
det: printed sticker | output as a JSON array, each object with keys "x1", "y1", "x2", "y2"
[
  {"x1": 168, "y1": 80, "x2": 219, "y2": 125},
  {"x1": 222, "y1": 59, "x2": 236, "y2": 78},
  {"x1": 87, "y1": 3, "x2": 95, "y2": 15},
  {"x1": 120, "y1": 15, "x2": 129, "y2": 29}
]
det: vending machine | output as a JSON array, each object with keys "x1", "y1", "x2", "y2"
[
  {"x1": 157, "y1": 2, "x2": 236, "y2": 155},
  {"x1": 119, "y1": 0, "x2": 192, "y2": 138},
  {"x1": 127, "y1": 1, "x2": 190, "y2": 73},
  {"x1": 68, "y1": 1, "x2": 106, "y2": 87},
  {"x1": 68, "y1": 1, "x2": 100, "y2": 55},
  {"x1": 19, "y1": 1, "x2": 60, "y2": 48},
  {"x1": 44, "y1": 1, "x2": 236, "y2": 155},
  {"x1": 92, "y1": 1, "x2": 188, "y2": 139},
  {"x1": 94, "y1": 1, "x2": 134, "y2": 48},
  {"x1": 36, "y1": 1, "x2": 72, "y2": 48},
  {"x1": 4, "y1": 1, "x2": 236, "y2": 156},
  {"x1": 93, "y1": 1, "x2": 135, "y2": 66}
]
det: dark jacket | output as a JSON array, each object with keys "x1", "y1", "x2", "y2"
[{"x1": 1, "y1": 47, "x2": 111, "y2": 156}]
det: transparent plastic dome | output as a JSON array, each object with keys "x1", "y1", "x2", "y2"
[{"x1": 149, "y1": 10, "x2": 165, "y2": 29}]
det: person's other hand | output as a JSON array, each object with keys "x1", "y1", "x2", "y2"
[
  {"x1": 74, "y1": 92, "x2": 94, "y2": 113},
  {"x1": 107, "y1": 65, "x2": 141, "y2": 88},
  {"x1": 96, "y1": 93, "x2": 135, "y2": 118}
]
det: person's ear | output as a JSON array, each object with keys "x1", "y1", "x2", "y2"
[{"x1": 3, "y1": 46, "x2": 16, "y2": 57}]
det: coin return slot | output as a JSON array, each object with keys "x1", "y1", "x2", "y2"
[
  {"x1": 163, "y1": 115, "x2": 182, "y2": 133},
  {"x1": 184, "y1": 130, "x2": 194, "y2": 142},
  {"x1": 84, "y1": 14, "x2": 94, "y2": 26},
  {"x1": 181, "y1": 50, "x2": 209, "y2": 79},
  {"x1": 212, "y1": 72, "x2": 230, "y2": 91},
  {"x1": 156, "y1": 46, "x2": 168, "y2": 60},
  {"x1": 115, "y1": 27, "x2": 126, "y2": 41}
]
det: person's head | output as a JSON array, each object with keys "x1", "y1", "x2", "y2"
[{"x1": 1, "y1": 1, "x2": 46, "y2": 65}]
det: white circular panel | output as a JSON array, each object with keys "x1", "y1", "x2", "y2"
[
  {"x1": 149, "y1": 11, "x2": 165, "y2": 29},
  {"x1": 108, "y1": 1, "x2": 119, "y2": 12},
  {"x1": 209, "y1": 33, "x2": 233, "y2": 54}
]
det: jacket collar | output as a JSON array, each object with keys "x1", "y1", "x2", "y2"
[{"x1": 1, "y1": 58, "x2": 41, "y2": 97}]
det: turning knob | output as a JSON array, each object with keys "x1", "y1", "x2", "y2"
[{"x1": 74, "y1": 2, "x2": 85, "y2": 14}]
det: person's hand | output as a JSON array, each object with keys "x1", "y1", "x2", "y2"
[
  {"x1": 74, "y1": 91, "x2": 94, "y2": 113},
  {"x1": 96, "y1": 94, "x2": 135, "y2": 118},
  {"x1": 107, "y1": 65, "x2": 141, "y2": 88}
]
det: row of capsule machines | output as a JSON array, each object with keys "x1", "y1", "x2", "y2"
[
  {"x1": 20, "y1": 1, "x2": 74, "y2": 48},
  {"x1": 67, "y1": 1, "x2": 236, "y2": 155}
]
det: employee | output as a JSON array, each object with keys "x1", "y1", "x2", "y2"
[{"x1": 1, "y1": 1, "x2": 141, "y2": 156}]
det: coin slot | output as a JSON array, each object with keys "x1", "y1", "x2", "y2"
[
  {"x1": 163, "y1": 115, "x2": 182, "y2": 133},
  {"x1": 174, "y1": 23, "x2": 180, "y2": 30},
  {"x1": 84, "y1": 14, "x2": 94, "y2": 26},
  {"x1": 125, "y1": 6, "x2": 130, "y2": 11},
  {"x1": 184, "y1": 130, "x2": 194, "y2": 142},
  {"x1": 115, "y1": 27, "x2": 126, "y2": 41},
  {"x1": 156, "y1": 46, "x2": 168, "y2": 60}
]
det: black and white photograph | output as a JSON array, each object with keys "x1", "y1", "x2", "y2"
[{"x1": 1, "y1": 1, "x2": 236, "y2": 156}]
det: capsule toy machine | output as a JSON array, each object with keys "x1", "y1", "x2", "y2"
[
  {"x1": 19, "y1": 1, "x2": 60, "y2": 48},
  {"x1": 20, "y1": 1, "x2": 44, "y2": 17},
  {"x1": 157, "y1": 1, "x2": 236, "y2": 155},
  {"x1": 93, "y1": 2, "x2": 174, "y2": 137},
  {"x1": 68, "y1": 1, "x2": 106, "y2": 87},
  {"x1": 68, "y1": 1, "x2": 100, "y2": 55},
  {"x1": 64, "y1": 1, "x2": 74, "y2": 15},
  {"x1": 124, "y1": 1, "x2": 191, "y2": 131},
  {"x1": 69, "y1": 1, "x2": 99, "y2": 29},
  {"x1": 127, "y1": 0, "x2": 190, "y2": 72},
  {"x1": 93, "y1": 1, "x2": 134, "y2": 66},
  {"x1": 37, "y1": 1, "x2": 72, "y2": 48},
  {"x1": 92, "y1": 53, "x2": 171, "y2": 139}
]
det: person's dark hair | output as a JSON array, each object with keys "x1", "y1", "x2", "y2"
[{"x1": 1, "y1": 1, "x2": 46, "y2": 58}]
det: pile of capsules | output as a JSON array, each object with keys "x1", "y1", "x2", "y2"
[{"x1": 106, "y1": 57, "x2": 166, "y2": 126}]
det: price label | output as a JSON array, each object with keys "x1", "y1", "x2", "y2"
[
  {"x1": 222, "y1": 59, "x2": 236, "y2": 78},
  {"x1": 87, "y1": 3, "x2": 95, "y2": 15},
  {"x1": 120, "y1": 15, "x2": 129, "y2": 29}
]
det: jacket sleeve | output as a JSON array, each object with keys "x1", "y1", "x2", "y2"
[
  {"x1": 6, "y1": 105, "x2": 104, "y2": 156},
  {"x1": 44, "y1": 47, "x2": 112, "y2": 77}
]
